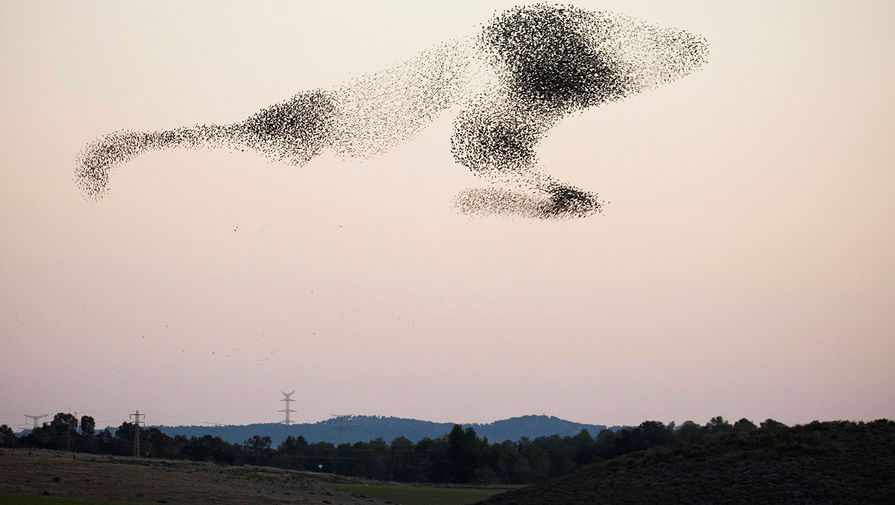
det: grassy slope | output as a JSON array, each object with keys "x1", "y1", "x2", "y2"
[
  {"x1": 0, "y1": 449, "x2": 379, "y2": 505},
  {"x1": 323, "y1": 483, "x2": 505, "y2": 505},
  {"x1": 0, "y1": 449, "x2": 509, "y2": 505},
  {"x1": 477, "y1": 421, "x2": 895, "y2": 505},
  {"x1": 0, "y1": 495, "x2": 138, "y2": 505},
  {"x1": 0, "y1": 497, "x2": 137, "y2": 505}
]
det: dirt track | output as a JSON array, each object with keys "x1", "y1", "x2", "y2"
[{"x1": 1, "y1": 448, "x2": 385, "y2": 505}]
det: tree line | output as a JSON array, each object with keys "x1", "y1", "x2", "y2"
[{"x1": 2, "y1": 414, "x2": 885, "y2": 484}]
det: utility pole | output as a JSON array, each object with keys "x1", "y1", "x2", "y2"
[
  {"x1": 330, "y1": 414, "x2": 352, "y2": 446},
  {"x1": 129, "y1": 410, "x2": 145, "y2": 458},
  {"x1": 24, "y1": 414, "x2": 48, "y2": 429},
  {"x1": 280, "y1": 391, "x2": 296, "y2": 425}
]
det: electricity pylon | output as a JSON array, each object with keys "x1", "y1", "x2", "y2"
[
  {"x1": 330, "y1": 413, "x2": 353, "y2": 446},
  {"x1": 129, "y1": 410, "x2": 144, "y2": 458},
  {"x1": 280, "y1": 391, "x2": 296, "y2": 425},
  {"x1": 24, "y1": 414, "x2": 48, "y2": 429}
]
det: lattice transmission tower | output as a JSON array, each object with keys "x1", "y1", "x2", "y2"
[
  {"x1": 280, "y1": 391, "x2": 296, "y2": 425},
  {"x1": 129, "y1": 410, "x2": 145, "y2": 458},
  {"x1": 24, "y1": 414, "x2": 48, "y2": 429},
  {"x1": 330, "y1": 413, "x2": 353, "y2": 446}
]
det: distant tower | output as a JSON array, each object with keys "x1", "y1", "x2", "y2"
[
  {"x1": 330, "y1": 413, "x2": 352, "y2": 445},
  {"x1": 24, "y1": 414, "x2": 48, "y2": 429},
  {"x1": 280, "y1": 391, "x2": 296, "y2": 425},
  {"x1": 129, "y1": 410, "x2": 145, "y2": 458}
]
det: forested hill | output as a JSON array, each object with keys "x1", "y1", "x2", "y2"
[
  {"x1": 151, "y1": 415, "x2": 612, "y2": 446},
  {"x1": 478, "y1": 419, "x2": 895, "y2": 505}
]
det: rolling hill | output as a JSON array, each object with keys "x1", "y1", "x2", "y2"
[
  {"x1": 476, "y1": 419, "x2": 895, "y2": 505},
  {"x1": 144, "y1": 415, "x2": 615, "y2": 446}
]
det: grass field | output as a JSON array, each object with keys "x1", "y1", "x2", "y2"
[
  {"x1": 1, "y1": 449, "x2": 513, "y2": 505},
  {"x1": 1, "y1": 448, "x2": 385, "y2": 505},
  {"x1": 2, "y1": 485, "x2": 505, "y2": 505},
  {"x1": 0, "y1": 496, "x2": 136, "y2": 505},
  {"x1": 321, "y1": 483, "x2": 505, "y2": 505}
]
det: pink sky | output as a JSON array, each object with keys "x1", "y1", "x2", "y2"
[{"x1": 2, "y1": 0, "x2": 893, "y2": 431}]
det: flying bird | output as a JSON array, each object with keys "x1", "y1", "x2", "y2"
[{"x1": 76, "y1": 4, "x2": 708, "y2": 218}]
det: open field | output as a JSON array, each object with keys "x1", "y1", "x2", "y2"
[
  {"x1": 0, "y1": 496, "x2": 135, "y2": 505},
  {"x1": 321, "y1": 483, "x2": 504, "y2": 505},
  {"x1": 0, "y1": 449, "x2": 507, "y2": 505},
  {"x1": 0, "y1": 448, "x2": 363, "y2": 505},
  {"x1": 0, "y1": 496, "x2": 136, "y2": 505}
]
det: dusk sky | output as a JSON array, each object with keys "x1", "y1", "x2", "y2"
[{"x1": 2, "y1": 0, "x2": 893, "y2": 431}]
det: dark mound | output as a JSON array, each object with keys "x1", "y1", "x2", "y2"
[{"x1": 477, "y1": 420, "x2": 895, "y2": 505}]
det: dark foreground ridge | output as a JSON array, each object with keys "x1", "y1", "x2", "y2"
[{"x1": 477, "y1": 419, "x2": 895, "y2": 505}]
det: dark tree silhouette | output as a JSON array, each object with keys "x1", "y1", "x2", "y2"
[{"x1": 80, "y1": 415, "x2": 96, "y2": 436}]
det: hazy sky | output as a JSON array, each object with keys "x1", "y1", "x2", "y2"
[{"x1": 2, "y1": 0, "x2": 893, "y2": 431}]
